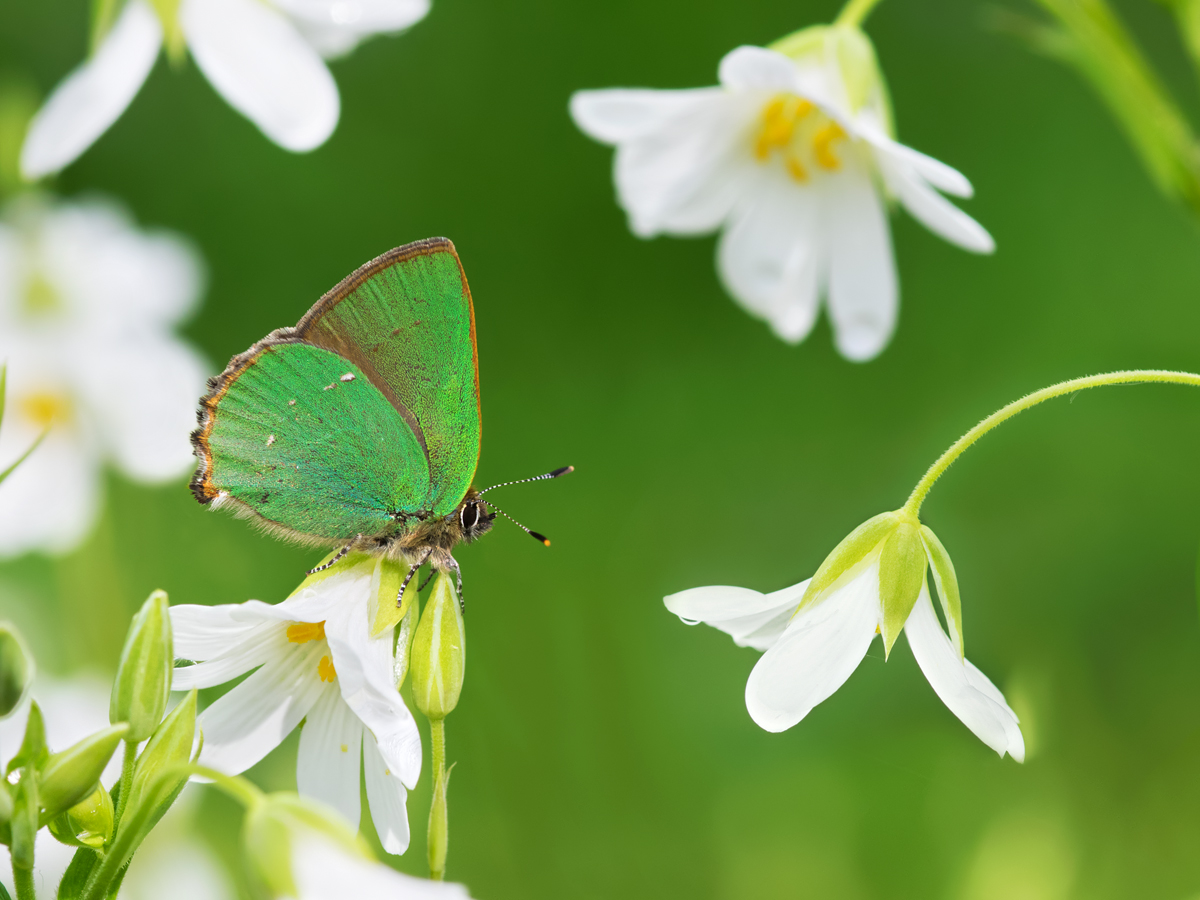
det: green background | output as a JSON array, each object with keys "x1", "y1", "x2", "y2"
[{"x1": 3, "y1": 0, "x2": 1200, "y2": 897}]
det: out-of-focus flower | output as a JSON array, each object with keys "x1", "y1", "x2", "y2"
[
  {"x1": 244, "y1": 793, "x2": 471, "y2": 899},
  {"x1": 571, "y1": 28, "x2": 993, "y2": 361},
  {"x1": 0, "y1": 674, "x2": 234, "y2": 899},
  {"x1": 0, "y1": 195, "x2": 206, "y2": 556},
  {"x1": 666, "y1": 510, "x2": 1024, "y2": 760},
  {"x1": 171, "y1": 555, "x2": 421, "y2": 855},
  {"x1": 20, "y1": 0, "x2": 431, "y2": 178}
]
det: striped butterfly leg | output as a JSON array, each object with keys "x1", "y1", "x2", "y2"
[
  {"x1": 446, "y1": 557, "x2": 465, "y2": 615},
  {"x1": 306, "y1": 535, "x2": 362, "y2": 575},
  {"x1": 396, "y1": 549, "x2": 433, "y2": 607}
]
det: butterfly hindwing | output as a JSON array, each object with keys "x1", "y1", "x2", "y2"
[
  {"x1": 193, "y1": 341, "x2": 430, "y2": 542},
  {"x1": 293, "y1": 238, "x2": 481, "y2": 517}
]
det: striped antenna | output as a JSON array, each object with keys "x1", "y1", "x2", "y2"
[
  {"x1": 486, "y1": 500, "x2": 552, "y2": 547},
  {"x1": 478, "y1": 466, "x2": 573, "y2": 495}
]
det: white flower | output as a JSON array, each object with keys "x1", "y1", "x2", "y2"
[
  {"x1": 665, "y1": 516, "x2": 1024, "y2": 760},
  {"x1": 0, "y1": 195, "x2": 206, "y2": 556},
  {"x1": 570, "y1": 29, "x2": 994, "y2": 361},
  {"x1": 20, "y1": 0, "x2": 431, "y2": 178},
  {"x1": 171, "y1": 556, "x2": 422, "y2": 855},
  {"x1": 0, "y1": 674, "x2": 235, "y2": 900}
]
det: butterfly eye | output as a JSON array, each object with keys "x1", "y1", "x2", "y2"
[{"x1": 460, "y1": 502, "x2": 479, "y2": 531}]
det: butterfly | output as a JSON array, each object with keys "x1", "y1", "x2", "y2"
[{"x1": 190, "y1": 237, "x2": 570, "y2": 604}]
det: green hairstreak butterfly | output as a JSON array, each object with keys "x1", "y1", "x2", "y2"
[{"x1": 190, "y1": 237, "x2": 571, "y2": 603}]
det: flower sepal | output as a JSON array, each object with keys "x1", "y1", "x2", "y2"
[
  {"x1": 877, "y1": 515, "x2": 927, "y2": 656},
  {"x1": 768, "y1": 23, "x2": 891, "y2": 125},
  {"x1": 798, "y1": 510, "x2": 900, "y2": 612},
  {"x1": 244, "y1": 793, "x2": 369, "y2": 898},
  {"x1": 38, "y1": 722, "x2": 128, "y2": 820},
  {"x1": 123, "y1": 688, "x2": 198, "y2": 834}
]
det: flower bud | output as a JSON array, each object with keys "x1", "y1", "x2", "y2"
[
  {"x1": 126, "y1": 689, "x2": 196, "y2": 820},
  {"x1": 243, "y1": 793, "x2": 368, "y2": 897},
  {"x1": 410, "y1": 573, "x2": 465, "y2": 720},
  {"x1": 0, "y1": 621, "x2": 33, "y2": 720},
  {"x1": 111, "y1": 589, "x2": 173, "y2": 741},
  {"x1": 38, "y1": 723, "x2": 128, "y2": 817},
  {"x1": 47, "y1": 783, "x2": 113, "y2": 849}
]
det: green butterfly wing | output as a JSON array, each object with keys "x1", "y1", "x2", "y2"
[{"x1": 191, "y1": 238, "x2": 481, "y2": 543}]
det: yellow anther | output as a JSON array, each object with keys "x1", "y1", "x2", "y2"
[
  {"x1": 786, "y1": 155, "x2": 809, "y2": 183},
  {"x1": 318, "y1": 655, "x2": 337, "y2": 683},
  {"x1": 286, "y1": 621, "x2": 326, "y2": 644},
  {"x1": 19, "y1": 391, "x2": 71, "y2": 429},
  {"x1": 813, "y1": 122, "x2": 847, "y2": 171}
]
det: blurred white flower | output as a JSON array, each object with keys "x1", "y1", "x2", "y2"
[
  {"x1": 20, "y1": 0, "x2": 431, "y2": 178},
  {"x1": 0, "y1": 195, "x2": 206, "y2": 556},
  {"x1": 570, "y1": 29, "x2": 993, "y2": 361},
  {"x1": 0, "y1": 674, "x2": 235, "y2": 900},
  {"x1": 171, "y1": 556, "x2": 421, "y2": 855},
  {"x1": 665, "y1": 519, "x2": 1024, "y2": 760}
]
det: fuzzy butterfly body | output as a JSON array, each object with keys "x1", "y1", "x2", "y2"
[{"x1": 190, "y1": 238, "x2": 497, "y2": 575}]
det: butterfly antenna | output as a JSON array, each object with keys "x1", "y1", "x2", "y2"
[
  {"x1": 478, "y1": 466, "x2": 574, "y2": 495},
  {"x1": 485, "y1": 500, "x2": 553, "y2": 547}
]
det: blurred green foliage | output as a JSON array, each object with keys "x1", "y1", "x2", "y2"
[{"x1": 2, "y1": 0, "x2": 1200, "y2": 897}]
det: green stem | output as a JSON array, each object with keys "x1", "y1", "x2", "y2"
[
  {"x1": 835, "y1": 0, "x2": 885, "y2": 28},
  {"x1": 903, "y1": 370, "x2": 1200, "y2": 516},
  {"x1": 186, "y1": 765, "x2": 265, "y2": 809},
  {"x1": 12, "y1": 864, "x2": 35, "y2": 900},
  {"x1": 112, "y1": 739, "x2": 137, "y2": 828},
  {"x1": 427, "y1": 718, "x2": 448, "y2": 881}
]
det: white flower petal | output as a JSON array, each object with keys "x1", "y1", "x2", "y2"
[
  {"x1": 196, "y1": 640, "x2": 326, "y2": 774},
  {"x1": 855, "y1": 117, "x2": 974, "y2": 197},
  {"x1": 880, "y1": 156, "x2": 995, "y2": 254},
  {"x1": 296, "y1": 688, "x2": 363, "y2": 827},
  {"x1": 0, "y1": 426, "x2": 100, "y2": 557},
  {"x1": 664, "y1": 578, "x2": 810, "y2": 651},
  {"x1": 904, "y1": 585, "x2": 1024, "y2": 761},
  {"x1": 181, "y1": 0, "x2": 339, "y2": 152},
  {"x1": 20, "y1": 0, "x2": 162, "y2": 178},
  {"x1": 292, "y1": 833, "x2": 472, "y2": 898},
  {"x1": 717, "y1": 46, "x2": 799, "y2": 92},
  {"x1": 170, "y1": 601, "x2": 280, "y2": 660},
  {"x1": 717, "y1": 174, "x2": 822, "y2": 343},
  {"x1": 824, "y1": 165, "x2": 897, "y2": 362},
  {"x1": 171, "y1": 620, "x2": 283, "y2": 690},
  {"x1": 744, "y1": 560, "x2": 881, "y2": 732},
  {"x1": 322, "y1": 572, "x2": 422, "y2": 787},
  {"x1": 570, "y1": 88, "x2": 717, "y2": 144},
  {"x1": 275, "y1": 0, "x2": 429, "y2": 42},
  {"x1": 363, "y1": 733, "x2": 411, "y2": 855}
]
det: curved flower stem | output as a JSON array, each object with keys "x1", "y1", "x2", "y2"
[
  {"x1": 428, "y1": 718, "x2": 448, "y2": 881},
  {"x1": 187, "y1": 765, "x2": 265, "y2": 809},
  {"x1": 12, "y1": 863, "x2": 35, "y2": 900},
  {"x1": 903, "y1": 370, "x2": 1200, "y2": 517},
  {"x1": 835, "y1": 0, "x2": 886, "y2": 28},
  {"x1": 112, "y1": 739, "x2": 137, "y2": 827}
]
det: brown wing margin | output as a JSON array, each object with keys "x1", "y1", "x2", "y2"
[{"x1": 189, "y1": 237, "x2": 482, "y2": 507}]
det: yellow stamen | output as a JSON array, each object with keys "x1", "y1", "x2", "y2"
[
  {"x1": 21, "y1": 272, "x2": 61, "y2": 316},
  {"x1": 318, "y1": 655, "x2": 337, "y2": 683},
  {"x1": 286, "y1": 621, "x2": 326, "y2": 644},
  {"x1": 786, "y1": 155, "x2": 809, "y2": 183},
  {"x1": 19, "y1": 391, "x2": 71, "y2": 429},
  {"x1": 813, "y1": 122, "x2": 846, "y2": 171}
]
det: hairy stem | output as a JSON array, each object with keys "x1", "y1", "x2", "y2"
[
  {"x1": 12, "y1": 863, "x2": 35, "y2": 900},
  {"x1": 428, "y1": 718, "x2": 448, "y2": 880},
  {"x1": 903, "y1": 370, "x2": 1200, "y2": 516},
  {"x1": 835, "y1": 0, "x2": 885, "y2": 28}
]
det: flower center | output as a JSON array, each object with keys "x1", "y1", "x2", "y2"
[
  {"x1": 18, "y1": 391, "x2": 72, "y2": 429},
  {"x1": 754, "y1": 94, "x2": 848, "y2": 183},
  {"x1": 21, "y1": 271, "x2": 63, "y2": 318},
  {"x1": 318, "y1": 655, "x2": 337, "y2": 683},
  {"x1": 286, "y1": 621, "x2": 325, "y2": 644}
]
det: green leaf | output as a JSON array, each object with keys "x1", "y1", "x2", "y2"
[
  {"x1": 8, "y1": 700, "x2": 48, "y2": 775},
  {"x1": 878, "y1": 519, "x2": 927, "y2": 657},
  {"x1": 56, "y1": 847, "x2": 99, "y2": 900},
  {"x1": 38, "y1": 724, "x2": 128, "y2": 819},
  {"x1": 921, "y1": 525, "x2": 964, "y2": 659},
  {"x1": 798, "y1": 511, "x2": 899, "y2": 613},
  {"x1": 110, "y1": 590, "x2": 173, "y2": 742}
]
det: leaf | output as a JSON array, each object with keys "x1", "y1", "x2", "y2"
[
  {"x1": 7, "y1": 700, "x2": 48, "y2": 775},
  {"x1": 56, "y1": 847, "x2": 99, "y2": 900}
]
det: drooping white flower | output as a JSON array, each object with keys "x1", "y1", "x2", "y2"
[
  {"x1": 0, "y1": 195, "x2": 206, "y2": 556},
  {"x1": 570, "y1": 27, "x2": 993, "y2": 361},
  {"x1": 0, "y1": 674, "x2": 235, "y2": 900},
  {"x1": 171, "y1": 555, "x2": 422, "y2": 855},
  {"x1": 665, "y1": 512, "x2": 1024, "y2": 760},
  {"x1": 20, "y1": 0, "x2": 431, "y2": 178}
]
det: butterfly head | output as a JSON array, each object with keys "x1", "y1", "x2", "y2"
[{"x1": 456, "y1": 492, "x2": 496, "y2": 544}]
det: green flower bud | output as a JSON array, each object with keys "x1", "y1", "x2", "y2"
[
  {"x1": 0, "y1": 622, "x2": 33, "y2": 719},
  {"x1": 410, "y1": 573, "x2": 465, "y2": 721},
  {"x1": 877, "y1": 516, "x2": 927, "y2": 657},
  {"x1": 39, "y1": 723, "x2": 128, "y2": 818},
  {"x1": 243, "y1": 793, "x2": 368, "y2": 897},
  {"x1": 798, "y1": 511, "x2": 899, "y2": 613},
  {"x1": 47, "y1": 783, "x2": 113, "y2": 849},
  {"x1": 125, "y1": 689, "x2": 197, "y2": 821},
  {"x1": 111, "y1": 589, "x2": 173, "y2": 741}
]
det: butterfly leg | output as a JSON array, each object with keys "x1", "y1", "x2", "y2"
[
  {"x1": 396, "y1": 549, "x2": 433, "y2": 607},
  {"x1": 446, "y1": 558, "x2": 465, "y2": 615},
  {"x1": 306, "y1": 535, "x2": 361, "y2": 575}
]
